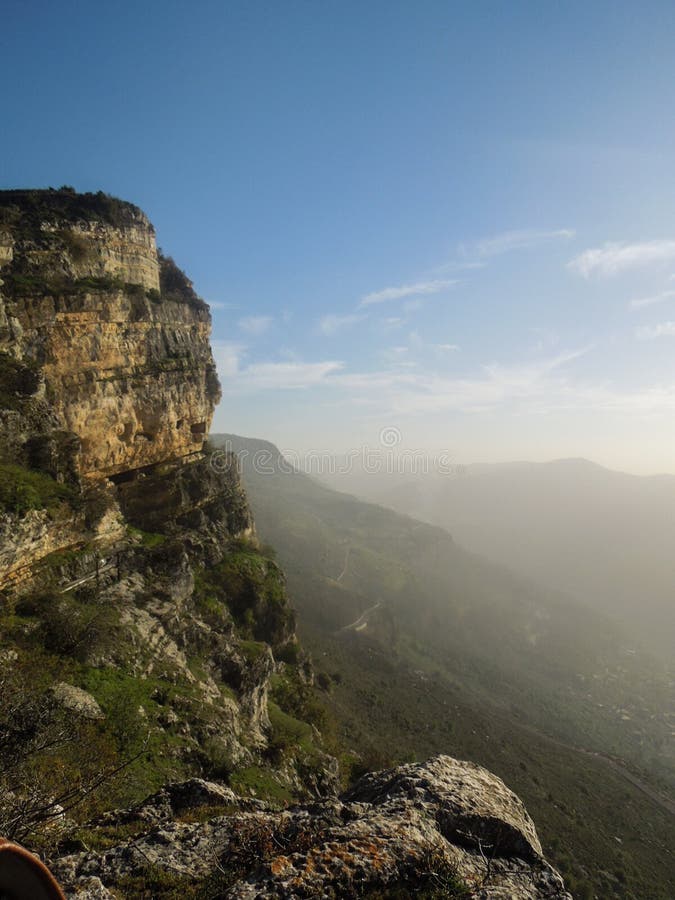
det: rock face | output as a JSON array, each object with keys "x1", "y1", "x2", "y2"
[
  {"x1": 0, "y1": 189, "x2": 221, "y2": 585},
  {"x1": 52, "y1": 756, "x2": 571, "y2": 899},
  {"x1": 0, "y1": 189, "x2": 219, "y2": 482}
]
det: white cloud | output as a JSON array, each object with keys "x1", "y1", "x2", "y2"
[
  {"x1": 360, "y1": 279, "x2": 457, "y2": 307},
  {"x1": 214, "y1": 343, "x2": 675, "y2": 418},
  {"x1": 207, "y1": 300, "x2": 238, "y2": 311},
  {"x1": 636, "y1": 321, "x2": 675, "y2": 340},
  {"x1": 222, "y1": 359, "x2": 344, "y2": 391},
  {"x1": 570, "y1": 240, "x2": 675, "y2": 278},
  {"x1": 436, "y1": 343, "x2": 460, "y2": 351},
  {"x1": 331, "y1": 348, "x2": 591, "y2": 415},
  {"x1": 317, "y1": 313, "x2": 365, "y2": 336},
  {"x1": 629, "y1": 289, "x2": 675, "y2": 310},
  {"x1": 238, "y1": 315, "x2": 273, "y2": 335},
  {"x1": 462, "y1": 228, "x2": 575, "y2": 259},
  {"x1": 212, "y1": 341, "x2": 245, "y2": 378},
  {"x1": 402, "y1": 298, "x2": 425, "y2": 314}
]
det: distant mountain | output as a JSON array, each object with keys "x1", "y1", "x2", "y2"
[
  {"x1": 319, "y1": 456, "x2": 675, "y2": 658},
  {"x1": 215, "y1": 434, "x2": 675, "y2": 900}
]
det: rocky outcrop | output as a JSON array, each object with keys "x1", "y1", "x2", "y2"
[
  {"x1": 0, "y1": 190, "x2": 218, "y2": 481},
  {"x1": 52, "y1": 756, "x2": 570, "y2": 899}
]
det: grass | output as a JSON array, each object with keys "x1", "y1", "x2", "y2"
[
  {"x1": 0, "y1": 463, "x2": 76, "y2": 515},
  {"x1": 238, "y1": 639, "x2": 267, "y2": 663},
  {"x1": 127, "y1": 525, "x2": 166, "y2": 548},
  {"x1": 229, "y1": 765, "x2": 294, "y2": 804}
]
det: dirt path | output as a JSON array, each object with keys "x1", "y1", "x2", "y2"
[
  {"x1": 336, "y1": 546, "x2": 351, "y2": 582},
  {"x1": 341, "y1": 601, "x2": 383, "y2": 632}
]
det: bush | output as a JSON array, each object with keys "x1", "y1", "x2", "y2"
[
  {"x1": 0, "y1": 657, "x2": 121, "y2": 846},
  {"x1": 38, "y1": 591, "x2": 118, "y2": 663}
]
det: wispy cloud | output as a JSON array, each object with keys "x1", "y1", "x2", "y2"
[
  {"x1": 317, "y1": 313, "x2": 365, "y2": 336},
  {"x1": 212, "y1": 340, "x2": 246, "y2": 378},
  {"x1": 333, "y1": 347, "x2": 593, "y2": 415},
  {"x1": 462, "y1": 228, "x2": 575, "y2": 259},
  {"x1": 238, "y1": 315, "x2": 273, "y2": 335},
  {"x1": 629, "y1": 289, "x2": 675, "y2": 310},
  {"x1": 570, "y1": 240, "x2": 675, "y2": 278},
  {"x1": 636, "y1": 321, "x2": 675, "y2": 340},
  {"x1": 217, "y1": 355, "x2": 344, "y2": 391},
  {"x1": 207, "y1": 300, "x2": 239, "y2": 311},
  {"x1": 215, "y1": 343, "x2": 675, "y2": 417},
  {"x1": 360, "y1": 279, "x2": 457, "y2": 307}
]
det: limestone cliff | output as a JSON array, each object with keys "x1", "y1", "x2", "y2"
[
  {"x1": 0, "y1": 189, "x2": 222, "y2": 586},
  {"x1": 0, "y1": 189, "x2": 218, "y2": 481}
]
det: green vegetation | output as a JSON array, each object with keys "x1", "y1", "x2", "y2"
[
  {"x1": 229, "y1": 765, "x2": 294, "y2": 804},
  {"x1": 0, "y1": 463, "x2": 76, "y2": 515},
  {"x1": 108, "y1": 865, "x2": 198, "y2": 900},
  {"x1": 18, "y1": 589, "x2": 117, "y2": 663},
  {"x1": 194, "y1": 541, "x2": 294, "y2": 647},
  {"x1": 127, "y1": 525, "x2": 167, "y2": 548},
  {"x1": 2, "y1": 272, "x2": 141, "y2": 299},
  {"x1": 0, "y1": 652, "x2": 124, "y2": 847},
  {"x1": 158, "y1": 252, "x2": 208, "y2": 310},
  {"x1": 0, "y1": 188, "x2": 143, "y2": 236}
]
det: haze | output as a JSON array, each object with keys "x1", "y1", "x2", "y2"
[{"x1": 320, "y1": 456, "x2": 675, "y2": 659}]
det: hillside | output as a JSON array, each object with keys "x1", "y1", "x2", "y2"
[
  {"x1": 215, "y1": 434, "x2": 675, "y2": 900},
  {"x1": 320, "y1": 458, "x2": 675, "y2": 659}
]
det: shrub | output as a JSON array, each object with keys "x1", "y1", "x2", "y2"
[
  {"x1": 0, "y1": 657, "x2": 121, "y2": 846},
  {"x1": 38, "y1": 591, "x2": 118, "y2": 663}
]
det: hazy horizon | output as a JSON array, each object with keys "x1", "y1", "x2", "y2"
[{"x1": 213, "y1": 431, "x2": 675, "y2": 479}]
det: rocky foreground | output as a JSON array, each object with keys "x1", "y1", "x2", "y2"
[{"x1": 52, "y1": 755, "x2": 570, "y2": 899}]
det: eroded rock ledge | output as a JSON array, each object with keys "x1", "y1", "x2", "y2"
[{"x1": 52, "y1": 756, "x2": 570, "y2": 899}]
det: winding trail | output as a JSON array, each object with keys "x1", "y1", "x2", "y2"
[
  {"x1": 336, "y1": 546, "x2": 351, "y2": 583},
  {"x1": 511, "y1": 719, "x2": 675, "y2": 818},
  {"x1": 340, "y1": 601, "x2": 383, "y2": 633}
]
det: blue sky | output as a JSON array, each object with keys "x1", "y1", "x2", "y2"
[{"x1": 4, "y1": 1, "x2": 675, "y2": 472}]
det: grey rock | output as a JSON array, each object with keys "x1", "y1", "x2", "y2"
[
  {"x1": 50, "y1": 683, "x2": 105, "y2": 720},
  {"x1": 52, "y1": 756, "x2": 570, "y2": 899}
]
